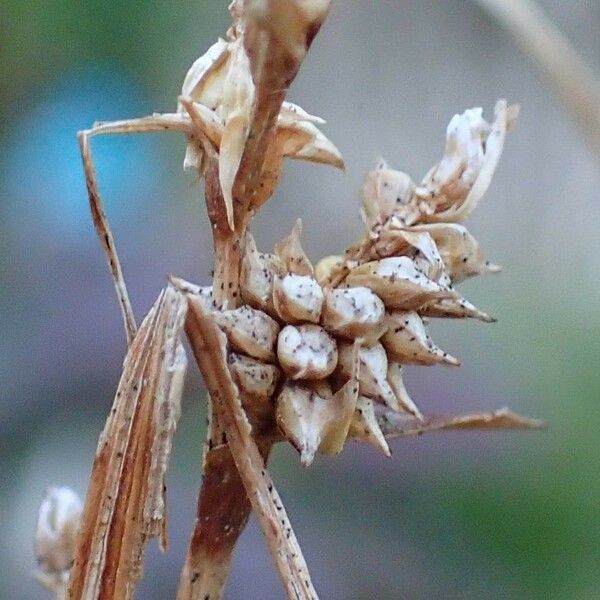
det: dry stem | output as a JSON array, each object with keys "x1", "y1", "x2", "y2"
[
  {"x1": 475, "y1": 0, "x2": 600, "y2": 158},
  {"x1": 181, "y1": 291, "x2": 318, "y2": 600}
]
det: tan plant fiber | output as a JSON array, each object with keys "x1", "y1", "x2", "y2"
[{"x1": 34, "y1": 3, "x2": 543, "y2": 599}]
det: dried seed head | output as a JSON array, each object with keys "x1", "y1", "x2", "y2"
[
  {"x1": 321, "y1": 286, "x2": 386, "y2": 341},
  {"x1": 35, "y1": 487, "x2": 82, "y2": 574},
  {"x1": 215, "y1": 305, "x2": 280, "y2": 361},
  {"x1": 411, "y1": 223, "x2": 500, "y2": 283},
  {"x1": 346, "y1": 256, "x2": 457, "y2": 309},
  {"x1": 386, "y1": 361, "x2": 422, "y2": 419},
  {"x1": 240, "y1": 232, "x2": 280, "y2": 313},
  {"x1": 273, "y1": 273, "x2": 324, "y2": 323},
  {"x1": 348, "y1": 396, "x2": 391, "y2": 457},
  {"x1": 337, "y1": 341, "x2": 396, "y2": 408},
  {"x1": 277, "y1": 324, "x2": 337, "y2": 380},
  {"x1": 361, "y1": 159, "x2": 418, "y2": 229},
  {"x1": 228, "y1": 352, "x2": 281, "y2": 400},
  {"x1": 276, "y1": 380, "x2": 333, "y2": 466},
  {"x1": 382, "y1": 310, "x2": 459, "y2": 366}
]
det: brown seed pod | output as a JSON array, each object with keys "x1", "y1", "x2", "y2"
[
  {"x1": 277, "y1": 324, "x2": 337, "y2": 380},
  {"x1": 382, "y1": 310, "x2": 459, "y2": 366},
  {"x1": 321, "y1": 286, "x2": 386, "y2": 342},
  {"x1": 214, "y1": 305, "x2": 280, "y2": 361}
]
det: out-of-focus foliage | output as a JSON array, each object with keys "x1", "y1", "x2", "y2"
[{"x1": 1, "y1": 1, "x2": 599, "y2": 598}]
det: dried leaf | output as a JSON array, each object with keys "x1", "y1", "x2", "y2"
[
  {"x1": 68, "y1": 286, "x2": 188, "y2": 600},
  {"x1": 376, "y1": 407, "x2": 545, "y2": 439}
]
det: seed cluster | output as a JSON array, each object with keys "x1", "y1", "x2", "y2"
[{"x1": 191, "y1": 98, "x2": 518, "y2": 467}]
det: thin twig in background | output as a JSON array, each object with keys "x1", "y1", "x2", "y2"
[{"x1": 474, "y1": 0, "x2": 600, "y2": 158}]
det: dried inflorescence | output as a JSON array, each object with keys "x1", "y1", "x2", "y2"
[
  {"x1": 187, "y1": 98, "x2": 519, "y2": 466},
  {"x1": 36, "y1": 3, "x2": 543, "y2": 600}
]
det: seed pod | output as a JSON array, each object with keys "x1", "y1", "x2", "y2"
[
  {"x1": 274, "y1": 219, "x2": 314, "y2": 276},
  {"x1": 382, "y1": 311, "x2": 459, "y2": 366},
  {"x1": 314, "y1": 254, "x2": 344, "y2": 286},
  {"x1": 228, "y1": 352, "x2": 281, "y2": 400},
  {"x1": 361, "y1": 159, "x2": 418, "y2": 230},
  {"x1": 35, "y1": 487, "x2": 82, "y2": 574},
  {"x1": 169, "y1": 277, "x2": 218, "y2": 311},
  {"x1": 319, "y1": 343, "x2": 360, "y2": 456},
  {"x1": 240, "y1": 232, "x2": 280, "y2": 313},
  {"x1": 410, "y1": 223, "x2": 500, "y2": 283},
  {"x1": 276, "y1": 381, "x2": 333, "y2": 466},
  {"x1": 273, "y1": 273, "x2": 324, "y2": 323},
  {"x1": 420, "y1": 297, "x2": 495, "y2": 322},
  {"x1": 346, "y1": 256, "x2": 457, "y2": 309},
  {"x1": 386, "y1": 361, "x2": 422, "y2": 419},
  {"x1": 321, "y1": 286, "x2": 386, "y2": 341},
  {"x1": 214, "y1": 305, "x2": 280, "y2": 361},
  {"x1": 337, "y1": 341, "x2": 396, "y2": 407},
  {"x1": 277, "y1": 324, "x2": 337, "y2": 380},
  {"x1": 348, "y1": 396, "x2": 391, "y2": 457}
]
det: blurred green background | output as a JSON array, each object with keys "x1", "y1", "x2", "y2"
[{"x1": 1, "y1": 1, "x2": 599, "y2": 598}]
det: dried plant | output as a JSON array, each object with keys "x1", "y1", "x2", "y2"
[{"x1": 34, "y1": 2, "x2": 544, "y2": 599}]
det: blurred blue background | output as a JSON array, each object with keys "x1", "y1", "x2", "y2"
[{"x1": 2, "y1": 1, "x2": 599, "y2": 598}]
